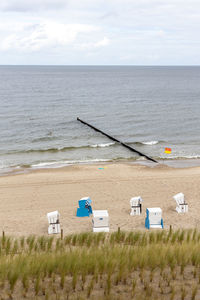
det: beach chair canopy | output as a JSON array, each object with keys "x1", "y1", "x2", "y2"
[
  {"x1": 47, "y1": 211, "x2": 60, "y2": 224},
  {"x1": 130, "y1": 196, "x2": 143, "y2": 207},
  {"x1": 173, "y1": 193, "x2": 185, "y2": 205},
  {"x1": 78, "y1": 197, "x2": 91, "y2": 207},
  {"x1": 93, "y1": 210, "x2": 108, "y2": 218}
]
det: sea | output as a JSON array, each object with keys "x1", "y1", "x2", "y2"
[{"x1": 0, "y1": 65, "x2": 200, "y2": 175}]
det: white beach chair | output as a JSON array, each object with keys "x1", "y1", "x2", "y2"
[
  {"x1": 173, "y1": 193, "x2": 188, "y2": 213},
  {"x1": 145, "y1": 207, "x2": 164, "y2": 229},
  {"x1": 47, "y1": 210, "x2": 61, "y2": 234},
  {"x1": 130, "y1": 196, "x2": 143, "y2": 215},
  {"x1": 92, "y1": 210, "x2": 109, "y2": 232}
]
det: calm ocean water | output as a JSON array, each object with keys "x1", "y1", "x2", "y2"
[{"x1": 0, "y1": 65, "x2": 200, "y2": 174}]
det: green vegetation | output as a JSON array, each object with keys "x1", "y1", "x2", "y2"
[{"x1": 0, "y1": 229, "x2": 200, "y2": 299}]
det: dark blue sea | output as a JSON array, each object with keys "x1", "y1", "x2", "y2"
[{"x1": 0, "y1": 65, "x2": 200, "y2": 174}]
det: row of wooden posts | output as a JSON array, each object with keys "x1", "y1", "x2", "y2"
[{"x1": 2, "y1": 225, "x2": 174, "y2": 240}]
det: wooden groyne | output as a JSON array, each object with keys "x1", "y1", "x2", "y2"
[{"x1": 77, "y1": 117, "x2": 158, "y2": 163}]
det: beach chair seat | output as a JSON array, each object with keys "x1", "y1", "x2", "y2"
[
  {"x1": 92, "y1": 210, "x2": 109, "y2": 232},
  {"x1": 173, "y1": 193, "x2": 188, "y2": 213},
  {"x1": 130, "y1": 196, "x2": 143, "y2": 215},
  {"x1": 47, "y1": 210, "x2": 61, "y2": 234},
  {"x1": 76, "y1": 197, "x2": 93, "y2": 217},
  {"x1": 48, "y1": 223, "x2": 61, "y2": 234},
  {"x1": 145, "y1": 207, "x2": 164, "y2": 229}
]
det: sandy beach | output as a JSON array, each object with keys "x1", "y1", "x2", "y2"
[{"x1": 0, "y1": 162, "x2": 200, "y2": 236}]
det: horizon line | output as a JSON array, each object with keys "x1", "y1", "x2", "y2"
[{"x1": 0, "y1": 64, "x2": 200, "y2": 67}]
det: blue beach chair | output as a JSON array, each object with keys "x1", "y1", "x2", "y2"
[{"x1": 76, "y1": 197, "x2": 93, "y2": 217}]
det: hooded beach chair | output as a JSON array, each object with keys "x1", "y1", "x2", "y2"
[
  {"x1": 145, "y1": 207, "x2": 164, "y2": 229},
  {"x1": 47, "y1": 210, "x2": 61, "y2": 234},
  {"x1": 173, "y1": 193, "x2": 188, "y2": 213},
  {"x1": 92, "y1": 210, "x2": 109, "y2": 232},
  {"x1": 76, "y1": 197, "x2": 93, "y2": 217},
  {"x1": 130, "y1": 196, "x2": 143, "y2": 215}
]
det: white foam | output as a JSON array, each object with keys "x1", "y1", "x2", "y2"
[
  {"x1": 31, "y1": 158, "x2": 110, "y2": 169},
  {"x1": 163, "y1": 155, "x2": 200, "y2": 159},
  {"x1": 182, "y1": 155, "x2": 200, "y2": 159},
  {"x1": 91, "y1": 142, "x2": 115, "y2": 148},
  {"x1": 141, "y1": 141, "x2": 158, "y2": 145}
]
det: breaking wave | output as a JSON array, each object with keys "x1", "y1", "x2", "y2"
[
  {"x1": 31, "y1": 158, "x2": 111, "y2": 169},
  {"x1": 90, "y1": 142, "x2": 115, "y2": 148},
  {"x1": 4, "y1": 143, "x2": 116, "y2": 155},
  {"x1": 141, "y1": 141, "x2": 159, "y2": 145}
]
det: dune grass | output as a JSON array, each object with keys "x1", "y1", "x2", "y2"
[{"x1": 0, "y1": 229, "x2": 200, "y2": 299}]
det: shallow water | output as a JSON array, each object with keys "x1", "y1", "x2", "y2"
[{"x1": 0, "y1": 65, "x2": 200, "y2": 174}]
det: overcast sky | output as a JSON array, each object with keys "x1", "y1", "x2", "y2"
[{"x1": 0, "y1": 0, "x2": 200, "y2": 65}]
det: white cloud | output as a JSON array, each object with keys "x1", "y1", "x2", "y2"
[
  {"x1": 79, "y1": 37, "x2": 110, "y2": 50},
  {"x1": 0, "y1": 0, "x2": 67, "y2": 11},
  {"x1": 94, "y1": 37, "x2": 110, "y2": 47},
  {"x1": 0, "y1": 22, "x2": 98, "y2": 52},
  {"x1": 0, "y1": 0, "x2": 200, "y2": 64}
]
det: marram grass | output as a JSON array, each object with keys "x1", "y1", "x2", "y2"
[{"x1": 0, "y1": 229, "x2": 200, "y2": 299}]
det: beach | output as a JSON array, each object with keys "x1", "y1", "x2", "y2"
[{"x1": 0, "y1": 162, "x2": 199, "y2": 237}]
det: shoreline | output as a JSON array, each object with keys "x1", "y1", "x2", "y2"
[
  {"x1": 2, "y1": 157, "x2": 200, "y2": 178},
  {"x1": 1, "y1": 162, "x2": 200, "y2": 236}
]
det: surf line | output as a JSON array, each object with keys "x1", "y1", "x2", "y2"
[{"x1": 77, "y1": 117, "x2": 158, "y2": 163}]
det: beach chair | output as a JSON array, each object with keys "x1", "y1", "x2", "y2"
[
  {"x1": 47, "y1": 210, "x2": 61, "y2": 234},
  {"x1": 130, "y1": 196, "x2": 143, "y2": 215},
  {"x1": 173, "y1": 193, "x2": 188, "y2": 213},
  {"x1": 145, "y1": 207, "x2": 164, "y2": 229},
  {"x1": 92, "y1": 210, "x2": 109, "y2": 232},
  {"x1": 76, "y1": 197, "x2": 93, "y2": 217}
]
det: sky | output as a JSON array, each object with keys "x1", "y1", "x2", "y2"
[{"x1": 0, "y1": 0, "x2": 200, "y2": 65}]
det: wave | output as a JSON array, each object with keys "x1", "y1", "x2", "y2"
[
  {"x1": 90, "y1": 142, "x2": 115, "y2": 148},
  {"x1": 130, "y1": 141, "x2": 159, "y2": 146},
  {"x1": 4, "y1": 143, "x2": 116, "y2": 155},
  {"x1": 159, "y1": 155, "x2": 200, "y2": 160},
  {"x1": 141, "y1": 141, "x2": 159, "y2": 145},
  {"x1": 6, "y1": 146, "x2": 78, "y2": 154},
  {"x1": 31, "y1": 158, "x2": 111, "y2": 169},
  {"x1": 128, "y1": 140, "x2": 163, "y2": 146}
]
